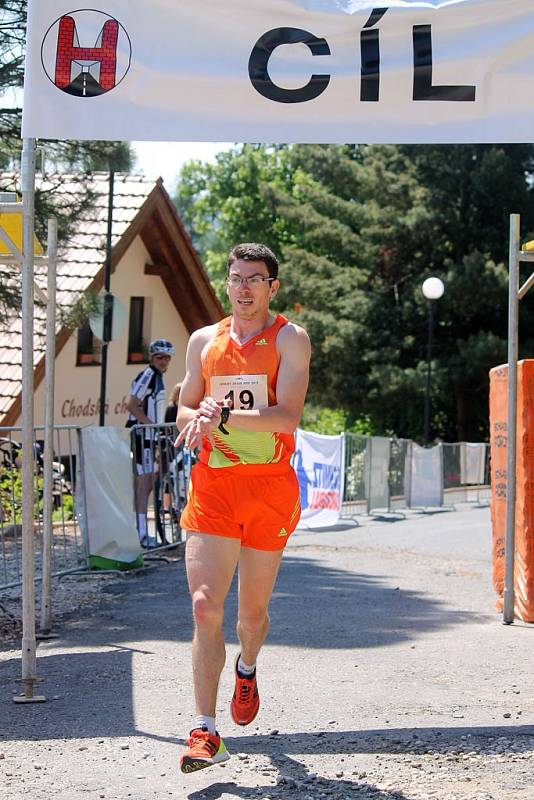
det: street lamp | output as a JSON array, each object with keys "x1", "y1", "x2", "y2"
[{"x1": 421, "y1": 277, "x2": 445, "y2": 446}]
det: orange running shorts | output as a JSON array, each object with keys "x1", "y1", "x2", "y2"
[{"x1": 180, "y1": 463, "x2": 301, "y2": 551}]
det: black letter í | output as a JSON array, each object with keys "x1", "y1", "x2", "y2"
[{"x1": 360, "y1": 7, "x2": 388, "y2": 102}]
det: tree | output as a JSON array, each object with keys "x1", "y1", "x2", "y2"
[{"x1": 176, "y1": 143, "x2": 534, "y2": 441}]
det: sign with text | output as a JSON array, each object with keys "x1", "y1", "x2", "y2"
[
  {"x1": 22, "y1": 1, "x2": 534, "y2": 143},
  {"x1": 293, "y1": 428, "x2": 344, "y2": 528},
  {"x1": 210, "y1": 374, "x2": 268, "y2": 410}
]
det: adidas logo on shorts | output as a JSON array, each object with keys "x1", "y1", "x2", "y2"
[{"x1": 277, "y1": 527, "x2": 288, "y2": 537}]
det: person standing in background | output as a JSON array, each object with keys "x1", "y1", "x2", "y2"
[{"x1": 125, "y1": 339, "x2": 175, "y2": 546}]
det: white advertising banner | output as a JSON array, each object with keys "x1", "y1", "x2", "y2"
[
  {"x1": 405, "y1": 442, "x2": 443, "y2": 509},
  {"x1": 80, "y1": 426, "x2": 141, "y2": 564},
  {"x1": 460, "y1": 442, "x2": 487, "y2": 485},
  {"x1": 293, "y1": 429, "x2": 344, "y2": 528},
  {"x1": 22, "y1": 1, "x2": 534, "y2": 143}
]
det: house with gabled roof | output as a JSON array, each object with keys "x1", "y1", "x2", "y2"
[{"x1": 0, "y1": 173, "x2": 224, "y2": 429}]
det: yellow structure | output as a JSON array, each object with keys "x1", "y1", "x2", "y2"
[{"x1": 0, "y1": 206, "x2": 44, "y2": 256}]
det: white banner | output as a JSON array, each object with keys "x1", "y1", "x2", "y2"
[
  {"x1": 22, "y1": 1, "x2": 534, "y2": 143},
  {"x1": 460, "y1": 442, "x2": 487, "y2": 485},
  {"x1": 80, "y1": 427, "x2": 141, "y2": 564},
  {"x1": 405, "y1": 442, "x2": 443, "y2": 508},
  {"x1": 293, "y1": 429, "x2": 344, "y2": 528}
]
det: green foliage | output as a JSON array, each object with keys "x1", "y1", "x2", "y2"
[
  {"x1": 0, "y1": 466, "x2": 42, "y2": 524},
  {"x1": 301, "y1": 405, "x2": 375, "y2": 436},
  {"x1": 58, "y1": 288, "x2": 104, "y2": 331},
  {"x1": 52, "y1": 493, "x2": 74, "y2": 522},
  {"x1": 175, "y1": 142, "x2": 534, "y2": 442},
  {"x1": 300, "y1": 405, "x2": 348, "y2": 435}
]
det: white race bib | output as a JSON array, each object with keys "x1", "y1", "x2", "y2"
[{"x1": 210, "y1": 374, "x2": 268, "y2": 410}]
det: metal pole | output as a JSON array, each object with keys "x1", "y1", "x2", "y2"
[
  {"x1": 503, "y1": 214, "x2": 520, "y2": 625},
  {"x1": 423, "y1": 300, "x2": 434, "y2": 446},
  {"x1": 98, "y1": 169, "x2": 115, "y2": 426},
  {"x1": 39, "y1": 218, "x2": 58, "y2": 638},
  {"x1": 16, "y1": 138, "x2": 45, "y2": 703}
]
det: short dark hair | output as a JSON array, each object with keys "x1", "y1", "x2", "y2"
[{"x1": 227, "y1": 242, "x2": 279, "y2": 279}]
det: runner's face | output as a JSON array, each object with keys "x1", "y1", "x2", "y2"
[{"x1": 226, "y1": 259, "x2": 279, "y2": 320}]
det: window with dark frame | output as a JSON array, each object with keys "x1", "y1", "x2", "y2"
[
  {"x1": 76, "y1": 322, "x2": 101, "y2": 366},
  {"x1": 128, "y1": 297, "x2": 147, "y2": 363}
]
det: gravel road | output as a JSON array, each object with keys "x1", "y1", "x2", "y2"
[{"x1": 1, "y1": 504, "x2": 533, "y2": 800}]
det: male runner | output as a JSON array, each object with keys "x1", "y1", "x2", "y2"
[
  {"x1": 125, "y1": 339, "x2": 175, "y2": 546},
  {"x1": 176, "y1": 243, "x2": 311, "y2": 774}
]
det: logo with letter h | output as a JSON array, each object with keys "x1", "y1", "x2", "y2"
[{"x1": 42, "y1": 9, "x2": 131, "y2": 97}]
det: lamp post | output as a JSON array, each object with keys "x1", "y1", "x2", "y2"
[{"x1": 422, "y1": 277, "x2": 445, "y2": 446}]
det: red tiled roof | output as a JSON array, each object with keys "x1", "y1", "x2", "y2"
[{"x1": 0, "y1": 173, "x2": 159, "y2": 425}]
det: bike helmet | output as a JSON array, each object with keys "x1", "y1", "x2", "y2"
[{"x1": 149, "y1": 339, "x2": 175, "y2": 357}]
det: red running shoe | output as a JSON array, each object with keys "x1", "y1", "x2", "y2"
[
  {"x1": 180, "y1": 727, "x2": 230, "y2": 774},
  {"x1": 230, "y1": 655, "x2": 260, "y2": 726}
]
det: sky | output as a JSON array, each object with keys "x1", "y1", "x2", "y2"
[{"x1": 131, "y1": 141, "x2": 234, "y2": 193}]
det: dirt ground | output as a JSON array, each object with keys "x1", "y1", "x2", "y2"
[{"x1": 1, "y1": 505, "x2": 533, "y2": 800}]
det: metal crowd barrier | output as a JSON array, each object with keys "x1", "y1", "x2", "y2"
[
  {"x1": 1, "y1": 423, "x2": 489, "y2": 600},
  {"x1": 342, "y1": 433, "x2": 368, "y2": 516},
  {"x1": 0, "y1": 425, "x2": 88, "y2": 592},
  {"x1": 128, "y1": 422, "x2": 192, "y2": 553},
  {"x1": 442, "y1": 442, "x2": 490, "y2": 505},
  {"x1": 0, "y1": 422, "x2": 192, "y2": 595},
  {"x1": 342, "y1": 434, "x2": 489, "y2": 516}
]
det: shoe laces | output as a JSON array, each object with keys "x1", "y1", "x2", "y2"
[
  {"x1": 236, "y1": 675, "x2": 256, "y2": 705},
  {"x1": 188, "y1": 728, "x2": 218, "y2": 755}
]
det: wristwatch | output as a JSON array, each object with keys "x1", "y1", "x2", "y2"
[{"x1": 218, "y1": 406, "x2": 230, "y2": 435}]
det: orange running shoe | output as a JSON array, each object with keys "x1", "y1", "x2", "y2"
[
  {"x1": 180, "y1": 727, "x2": 230, "y2": 774},
  {"x1": 230, "y1": 655, "x2": 260, "y2": 726}
]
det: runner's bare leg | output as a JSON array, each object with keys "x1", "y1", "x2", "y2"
[
  {"x1": 185, "y1": 532, "x2": 241, "y2": 715},
  {"x1": 237, "y1": 547, "x2": 284, "y2": 666}
]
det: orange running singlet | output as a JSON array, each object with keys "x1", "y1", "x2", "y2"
[{"x1": 198, "y1": 314, "x2": 295, "y2": 472}]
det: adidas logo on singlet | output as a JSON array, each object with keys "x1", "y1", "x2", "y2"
[{"x1": 255, "y1": 338, "x2": 268, "y2": 345}]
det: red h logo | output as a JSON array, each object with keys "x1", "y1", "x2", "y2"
[{"x1": 54, "y1": 15, "x2": 119, "y2": 91}]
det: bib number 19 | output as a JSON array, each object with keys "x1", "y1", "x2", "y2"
[
  {"x1": 210, "y1": 374, "x2": 268, "y2": 410},
  {"x1": 225, "y1": 389, "x2": 254, "y2": 410}
]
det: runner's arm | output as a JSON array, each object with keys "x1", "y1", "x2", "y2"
[
  {"x1": 125, "y1": 394, "x2": 152, "y2": 425},
  {"x1": 176, "y1": 328, "x2": 220, "y2": 447}
]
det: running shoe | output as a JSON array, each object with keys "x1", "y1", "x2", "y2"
[
  {"x1": 180, "y1": 727, "x2": 230, "y2": 774},
  {"x1": 230, "y1": 655, "x2": 260, "y2": 726}
]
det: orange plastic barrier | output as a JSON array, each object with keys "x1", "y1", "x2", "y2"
[{"x1": 489, "y1": 360, "x2": 534, "y2": 621}]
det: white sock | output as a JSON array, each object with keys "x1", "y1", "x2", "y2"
[
  {"x1": 194, "y1": 714, "x2": 216, "y2": 734},
  {"x1": 137, "y1": 513, "x2": 148, "y2": 540},
  {"x1": 237, "y1": 656, "x2": 256, "y2": 677}
]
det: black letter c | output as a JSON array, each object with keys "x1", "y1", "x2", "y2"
[{"x1": 248, "y1": 27, "x2": 330, "y2": 104}]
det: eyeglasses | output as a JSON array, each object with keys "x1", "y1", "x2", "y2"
[{"x1": 227, "y1": 275, "x2": 275, "y2": 288}]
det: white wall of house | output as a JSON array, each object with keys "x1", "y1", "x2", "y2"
[{"x1": 16, "y1": 235, "x2": 190, "y2": 429}]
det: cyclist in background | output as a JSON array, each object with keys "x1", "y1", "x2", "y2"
[{"x1": 126, "y1": 339, "x2": 175, "y2": 547}]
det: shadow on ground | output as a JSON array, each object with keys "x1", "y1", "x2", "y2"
[
  {"x1": 0, "y1": 553, "x2": 492, "y2": 744},
  {"x1": 2, "y1": 551, "x2": 490, "y2": 654}
]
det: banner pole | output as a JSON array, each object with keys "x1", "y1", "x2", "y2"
[
  {"x1": 98, "y1": 168, "x2": 115, "y2": 426},
  {"x1": 503, "y1": 214, "x2": 520, "y2": 625},
  {"x1": 15, "y1": 137, "x2": 45, "y2": 703},
  {"x1": 39, "y1": 217, "x2": 58, "y2": 638}
]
